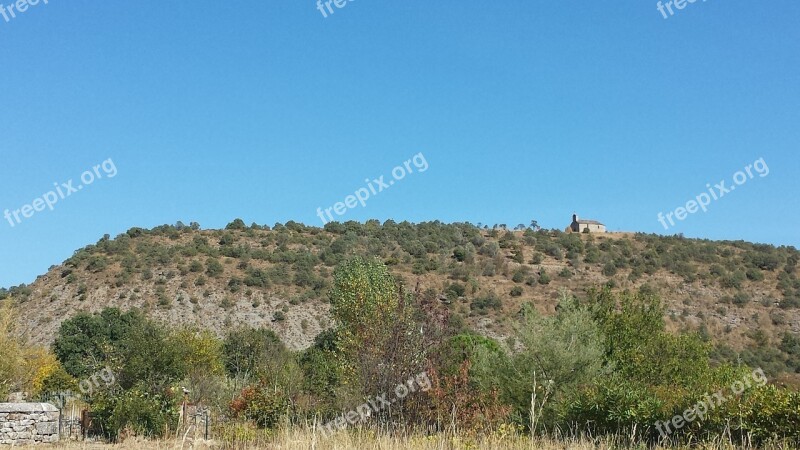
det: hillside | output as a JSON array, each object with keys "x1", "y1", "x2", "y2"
[{"x1": 3, "y1": 220, "x2": 800, "y2": 378}]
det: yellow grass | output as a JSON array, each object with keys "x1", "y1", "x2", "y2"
[{"x1": 16, "y1": 427, "x2": 799, "y2": 450}]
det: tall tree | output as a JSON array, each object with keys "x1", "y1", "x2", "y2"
[{"x1": 329, "y1": 257, "x2": 424, "y2": 405}]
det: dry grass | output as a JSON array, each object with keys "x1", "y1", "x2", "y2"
[{"x1": 17, "y1": 427, "x2": 799, "y2": 450}]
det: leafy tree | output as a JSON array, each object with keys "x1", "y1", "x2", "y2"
[
  {"x1": 226, "y1": 218, "x2": 247, "y2": 230},
  {"x1": 53, "y1": 308, "x2": 190, "y2": 438},
  {"x1": 298, "y1": 329, "x2": 342, "y2": 415},
  {"x1": 437, "y1": 333, "x2": 506, "y2": 379},
  {"x1": 114, "y1": 319, "x2": 187, "y2": 392},
  {"x1": 35, "y1": 362, "x2": 78, "y2": 397},
  {"x1": 0, "y1": 305, "x2": 33, "y2": 399},
  {"x1": 222, "y1": 327, "x2": 292, "y2": 384},
  {"x1": 53, "y1": 308, "x2": 146, "y2": 378},
  {"x1": 328, "y1": 257, "x2": 423, "y2": 406},
  {"x1": 172, "y1": 328, "x2": 225, "y2": 402},
  {"x1": 489, "y1": 292, "x2": 607, "y2": 430},
  {"x1": 586, "y1": 287, "x2": 713, "y2": 386}
]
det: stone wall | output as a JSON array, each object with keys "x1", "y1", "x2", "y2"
[{"x1": 0, "y1": 403, "x2": 59, "y2": 445}]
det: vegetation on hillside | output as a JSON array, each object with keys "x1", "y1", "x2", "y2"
[
  {"x1": 3, "y1": 256, "x2": 798, "y2": 447},
  {"x1": 4, "y1": 220, "x2": 798, "y2": 380}
]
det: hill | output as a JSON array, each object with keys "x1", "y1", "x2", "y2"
[{"x1": 3, "y1": 220, "x2": 800, "y2": 379}]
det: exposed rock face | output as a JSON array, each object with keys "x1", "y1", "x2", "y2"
[{"x1": 0, "y1": 403, "x2": 59, "y2": 445}]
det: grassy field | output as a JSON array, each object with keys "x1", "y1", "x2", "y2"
[{"x1": 18, "y1": 428, "x2": 800, "y2": 450}]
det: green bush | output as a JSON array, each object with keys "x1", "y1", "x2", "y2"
[
  {"x1": 229, "y1": 383, "x2": 290, "y2": 429},
  {"x1": 602, "y1": 262, "x2": 617, "y2": 277},
  {"x1": 471, "y1": 293, "x2": 502, "y2": 311},
  {"x1": 206, "y1": 258, "x2": 224, "y2": 277},
  {"x1": 538, "y1": 270, "x2": 551, "y2": 285},
  {"x1": 244, "y1": 268, "x2": 270, "y2": 287},
  {"x1": 222, "y1": 327, "x2": 290, "y2": 382},
  {"x1": 92, "y1": 387, "x2": 178, "y2": 438},
  {"x1": 446, "y1": 283, "x2": 466, "y2": 299}
]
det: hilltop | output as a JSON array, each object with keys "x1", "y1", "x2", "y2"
[{"x1": 3, "y1": 220, "x2": 799, "y2": 379}]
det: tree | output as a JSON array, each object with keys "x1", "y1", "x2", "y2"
[
  {"x1": 298, "y1": 329, "x2": 342, "y2": 415},
  {"x1": 328, "y1": 257, "x2": 424, "y2": 405},
  {"x1": 488, "y1": 291, "x2": 607, "y2": 430},
  {"x1": 172, "y1": 328, "x2": 225, "y2": 402},
  {"x1": 222, "y1": 327, "x2": 294, "y2": 386},
  {"x1": 115, "y1": 320, "x2": 187, "y2": 393},
  {"x1": 53, "y1": 308, "x2": 190, "y2": 438},
  {"x1": 1, "y1": 306, "x2": 74, "y2": 401},
  {"x1": 225, "y1": 218, "x2": 247, "y2": 230},
  {"x1": 585, "y1": 287, "x2": 712, "y2": 386},
  {"x1": 53, "y1": 308, "x2": 146, "y2": 378},
  {"x1": 0, "y1": 305, "x2": 25, "y2": 399}
]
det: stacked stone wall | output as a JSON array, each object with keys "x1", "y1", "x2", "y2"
[{"x1": 0, "y1": 403, "x2": 59, "y2": 445}]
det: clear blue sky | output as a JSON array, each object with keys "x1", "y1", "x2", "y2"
[{"x1": 1, "y1": 1, "x2": 798, "y2": 287}]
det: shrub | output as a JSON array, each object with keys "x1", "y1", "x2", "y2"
[
  {"x1": 226, "y1": 218, "x2": 248, "y2": 230},
  {"x1": 93, "y1": 388, "x2": 178, "y2": 438},
  {"x1": 732, "y1": 292, "x2": 750, "y2": 307},
  {"x1": 230, "y1": 384, "x2": 290, "y2": 429},
  {"x1": 542, "y1": 243, "x2": 563, "y2": 259},
  {"x1": 746, "y1": 251, "x2": 781, "y2": 271},
  {"x1": 244, "y1": 268, "x2": 270, "y2": 287},
  {"x1": 479, "y1": 242, "x2": 500, "y2": 257},
  {"x1": 86, "y1": 256, "x2": 108, "y2": 273},
  {"x1": 446, "y1": 283, "x2": 466, "y2": 299},
  {"x1": 511, "y1": 268, "x2": 527, "y2": 283},
  {"x1": 746, "y1": 267, "x2": 765, "y2": 281},
  {"x1": 721, "y1": 271, "x2": 746, "y2": 289},
  {"x1": 538, "y1": 270, "x2": 551, "y2": 285},
  {"x1": 498, "y1": 294, "x2": 607, "y2": 430},
  {"x1": 222, "y1": 327, "x2": 291, "y2": 381},
  {"x1": 471, "y1": 293, "x2": 502, "y2": 311},
  {"x1": 206, "y1": 258, "x2": 224, "y2": 277}
]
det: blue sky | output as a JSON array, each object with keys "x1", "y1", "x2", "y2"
[{"x1": 1, "y1": 0, "x2": 798, "y2": 287}]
